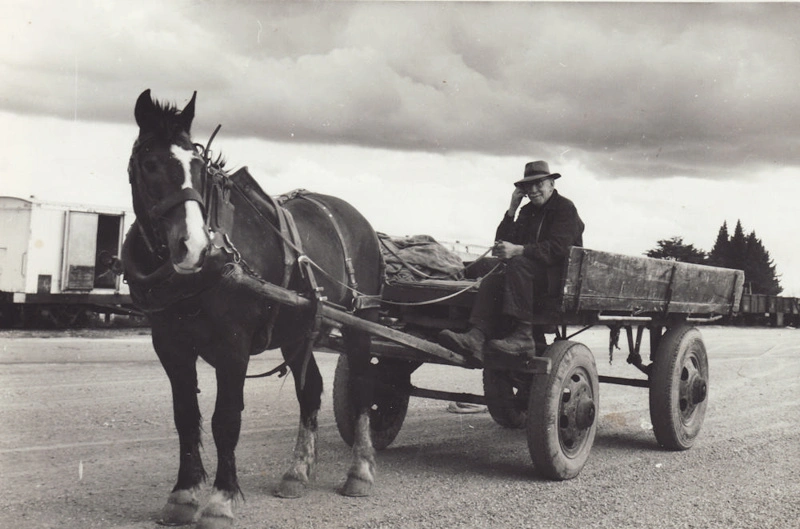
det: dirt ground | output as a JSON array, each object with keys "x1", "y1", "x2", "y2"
[{"x1": 1, "y1": 326, "x2": 798, "y2": 529}]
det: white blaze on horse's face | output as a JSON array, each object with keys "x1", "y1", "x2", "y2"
[{"x1": 170, "y1": 144, "x2": 209, "y2": 274}]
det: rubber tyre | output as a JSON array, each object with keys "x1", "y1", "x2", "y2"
[
  {"x1": 333, "y1": 354, "x2": 410, "y2": 451},
  {"x1": 527, "y1": 340, "x2": 599, "y2": 480},
  {"x1": 649, "y1": 325, "x2": 708, "y2": 450},
  {"x1": 483, "y1": 369, "x2": 529, "y2": 429}
]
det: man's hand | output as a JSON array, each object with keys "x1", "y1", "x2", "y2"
[
  {"x1": 508, "y1": 186, "x2": 526, "y2": 217},
  {"x1": 492, "y1": 241, "x2": 524, "y2": 260}
]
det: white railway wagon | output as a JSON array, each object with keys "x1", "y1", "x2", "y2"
[{"x1": 0, "y1": 196, "x2": 137, "y2": 327}]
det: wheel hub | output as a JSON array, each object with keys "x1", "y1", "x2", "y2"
[
  {"x1": 558, "y1": 369, "x2": 596, "y2": 456},
  {"x1": 677, "y1": 354, "x2": 707, "y2": 421},
  {"x1": 575, "y1": 395, "x2": 596, "y2": 430},
  {"x1": 689, "y1": 374, "x2": 707, "y2": 406}
]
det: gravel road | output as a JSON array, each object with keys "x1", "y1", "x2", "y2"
[{"x1": 1, "y1": 326, "x2": 798, "y2": 529}]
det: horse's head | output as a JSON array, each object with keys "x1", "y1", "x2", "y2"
[{"x1": 129, "y1": 89, "x2": 211, "y2": 274}]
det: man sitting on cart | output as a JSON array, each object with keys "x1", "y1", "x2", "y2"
[{"x1": 439, "y1": 160, "x2": 584, "y2": 360}]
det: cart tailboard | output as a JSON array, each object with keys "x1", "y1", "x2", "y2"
[{"x1": 561, "y1": 247, "x2": 745, "y2": 315}]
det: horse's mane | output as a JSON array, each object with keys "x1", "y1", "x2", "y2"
[
  {"x1": 151, "y1": 97, "x2": 181, "y2": 118},
  {"x1": 140, "y1": 98, "x2": 192, "y2": 146},
  {"x1": 199, "y1": 139, "x2": 227, "y2": 170},
  {"x1": 138, "y1": 95, "x2": 227, "y2": 170},
  {"x1": 197, "y1": 125, "x2": 228, "y2": 170}
]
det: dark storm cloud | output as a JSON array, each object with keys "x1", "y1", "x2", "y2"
[{"x1": 2, "y1": 2, "x2": 798, "y2": 180}]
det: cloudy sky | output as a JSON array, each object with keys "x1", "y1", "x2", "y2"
[{"x1": 2, "y1": 1, "x2": 799, "y2": 295}]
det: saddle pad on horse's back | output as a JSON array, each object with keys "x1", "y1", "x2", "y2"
[
  {"x1": 226, "y1": 167, "x2": 300, "y2": 285},
  {"x1": 228, "y1": 166, "x2": 277, "y2": 221}
]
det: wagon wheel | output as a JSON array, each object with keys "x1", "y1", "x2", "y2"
[
  {"x1": 483, "y1": 369, "x2": 530, "y2": 429},
  {"x1": 333, "y1": 354, "x2": 411, "y2": 451},
  {"x1": 649, "y1": 325, "x2": 708, "y2": 450},
  {"x1": 527, "y1": 340, "x2": 599, "y2": 480}
]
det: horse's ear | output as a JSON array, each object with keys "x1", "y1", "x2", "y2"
[
  {"x1": 134, "y1": 89, "x2": 155, "y2": 130},
  {"x1": 180, "y1": 92, "x2": 197, "y2": 134}
]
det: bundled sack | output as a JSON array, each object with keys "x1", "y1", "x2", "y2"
[{"x1": 378, "y1": 233, "x2": 465, "y2": 282}]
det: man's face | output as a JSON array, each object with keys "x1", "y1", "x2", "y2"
[{"x1": 522, "y1": 177, "x2": 555, "y2": 206}]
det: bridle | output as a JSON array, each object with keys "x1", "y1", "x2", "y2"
[{"x1": 128, "y1": 126, "x2": 225, "y2": 260}]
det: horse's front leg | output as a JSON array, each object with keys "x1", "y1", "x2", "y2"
[
  {"x1": 196, "y1": 359, "x2": 248, "y2": 529},
  {"x1": 340, "y1": 327, "x2": 376, "y2": 497},
  {"x1": 155, "y1": 348, "x2": 206, "y2": 526},
  {"x1": 275, "y1": 340, "x2": 322, "y2": 498}
]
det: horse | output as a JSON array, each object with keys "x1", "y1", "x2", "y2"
[{"x1": 123, "y1": 89, "x2": 384, "y2": 528}]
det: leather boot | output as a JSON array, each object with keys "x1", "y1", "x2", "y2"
[
  {"x1": 438, "y1": 327, "x2": 485, "y2": 361},
  {"x1": 488, "y1": 320, "x2": 535, "y2": 357}
]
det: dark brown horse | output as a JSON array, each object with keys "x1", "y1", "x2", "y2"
[{"x1": 123, "y1": 89, "x2": 383, "y2": 528}]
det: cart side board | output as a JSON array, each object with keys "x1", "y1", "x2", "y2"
[
  {"x1": 381, "y1": 247, "x2": 745, "y2": 321},
  {"x1": 560, "y1": 247, "x2": 745, "y2": 316}
]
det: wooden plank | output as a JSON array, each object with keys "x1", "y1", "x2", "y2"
[
  {"x1": 409, "y1": 387, "x2": 488, "y2": 406},
  {"x1": 322, "y1": 308, "x2": 471, "y2": 366},
  {"x1": 561, "y1": 247, "x2": 744, "y2": 316}
]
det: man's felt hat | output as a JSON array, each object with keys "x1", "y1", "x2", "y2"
[{"x1": 514, "y1": 160, "x2": 561, "y2": 187}]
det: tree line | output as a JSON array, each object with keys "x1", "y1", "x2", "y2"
[{"x1": 645, "y1": 220, "x2": 782, "y2": 295}]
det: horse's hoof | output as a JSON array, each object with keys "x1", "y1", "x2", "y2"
[
  {"x1": 195, "y1": 489, "x2": 236, "y2": 529},
  {"x1": 195, "y1": 514, "x2": 234, "y2": 529},
  {"x1": 339, "y1": 475, "x2": 372, "y2": 497},
  {"x1": 274, "y1": 476, "x2": 307, "y2": 499},
  {"x1": 158, "y1": 490, "x2": 199, "y2": 526}
]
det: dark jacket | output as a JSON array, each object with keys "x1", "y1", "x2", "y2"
[{"x1": 495, "y1": 190, "x2": 584, "y2": 294}]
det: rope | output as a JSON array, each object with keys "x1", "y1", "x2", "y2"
[
  {"x1": 464, "y1": 245, "x2": 495, "y2": 271},
  {"x1": 258, "y1": 220, "x2": 504, "y2": 308},
  {"x1": 300, "y1": 251, "x2": 503, "y2": 307},
  {"x1": 381, "y1": 261, "x2": 503, "y2": 306}
]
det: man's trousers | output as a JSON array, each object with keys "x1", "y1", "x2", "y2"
[{"x1": 468, "y1": 255, "x2": 547, "y2": 337}]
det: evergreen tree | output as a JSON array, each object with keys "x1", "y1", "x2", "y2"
[
  {"x1": 728, "y1": 220, "x2": 747, "y2": 272},
  {"x1": 744, "y1": 231, "x2": 782, "y2": 295},
  {"x1": 699, "y1": 219, "x2": 783, "y2": 295},
  {"x1": 645, "y1": 236, "x2": 707, "y2": 264},
  {"x1": 708, "y1": 221, "x2": 730, "y2": 267}
]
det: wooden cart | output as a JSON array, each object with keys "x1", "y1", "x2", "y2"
[{"x1": 227, "y1": 247, "x2": 744, "y2": 481}]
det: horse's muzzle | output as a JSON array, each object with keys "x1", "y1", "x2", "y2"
[{"x1": 172, "y1": 243, "x2": 209, "y2": 275}]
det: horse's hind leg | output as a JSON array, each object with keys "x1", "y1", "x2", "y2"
[
  {"x1": 276, "y1": 340, "x2": 322, "y2": 498},
  {"x1": 155, "y1": 350, "x2": 206, "y2": 526},
  {"x1": 340, "y1": 326, "x2": 376, "y2": 497}
]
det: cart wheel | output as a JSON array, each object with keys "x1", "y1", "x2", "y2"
[
  {"x1": 527, "y1": 340, "x2": 598, "y2": 480},
  {"x1": 649, "y1": 325, "x2": 708, "y2": 450},
  {"x1": 483, "y1": 369, "x2": 529, "y2": 429},
  {"x1": 333, "y1": 354, "x2": 410, "y2": 451}
]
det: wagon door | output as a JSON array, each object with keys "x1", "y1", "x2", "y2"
[
  {"x1": 63, "y1": 211, "x2": 98, "y2": 291},
  {"x1": 93, "y1": 214, "x2": 122, "y2": 289}
]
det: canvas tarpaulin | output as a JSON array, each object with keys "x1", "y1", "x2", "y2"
[{"x1": 378, "y1": 233, "x2": 465, "y2": 282}]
